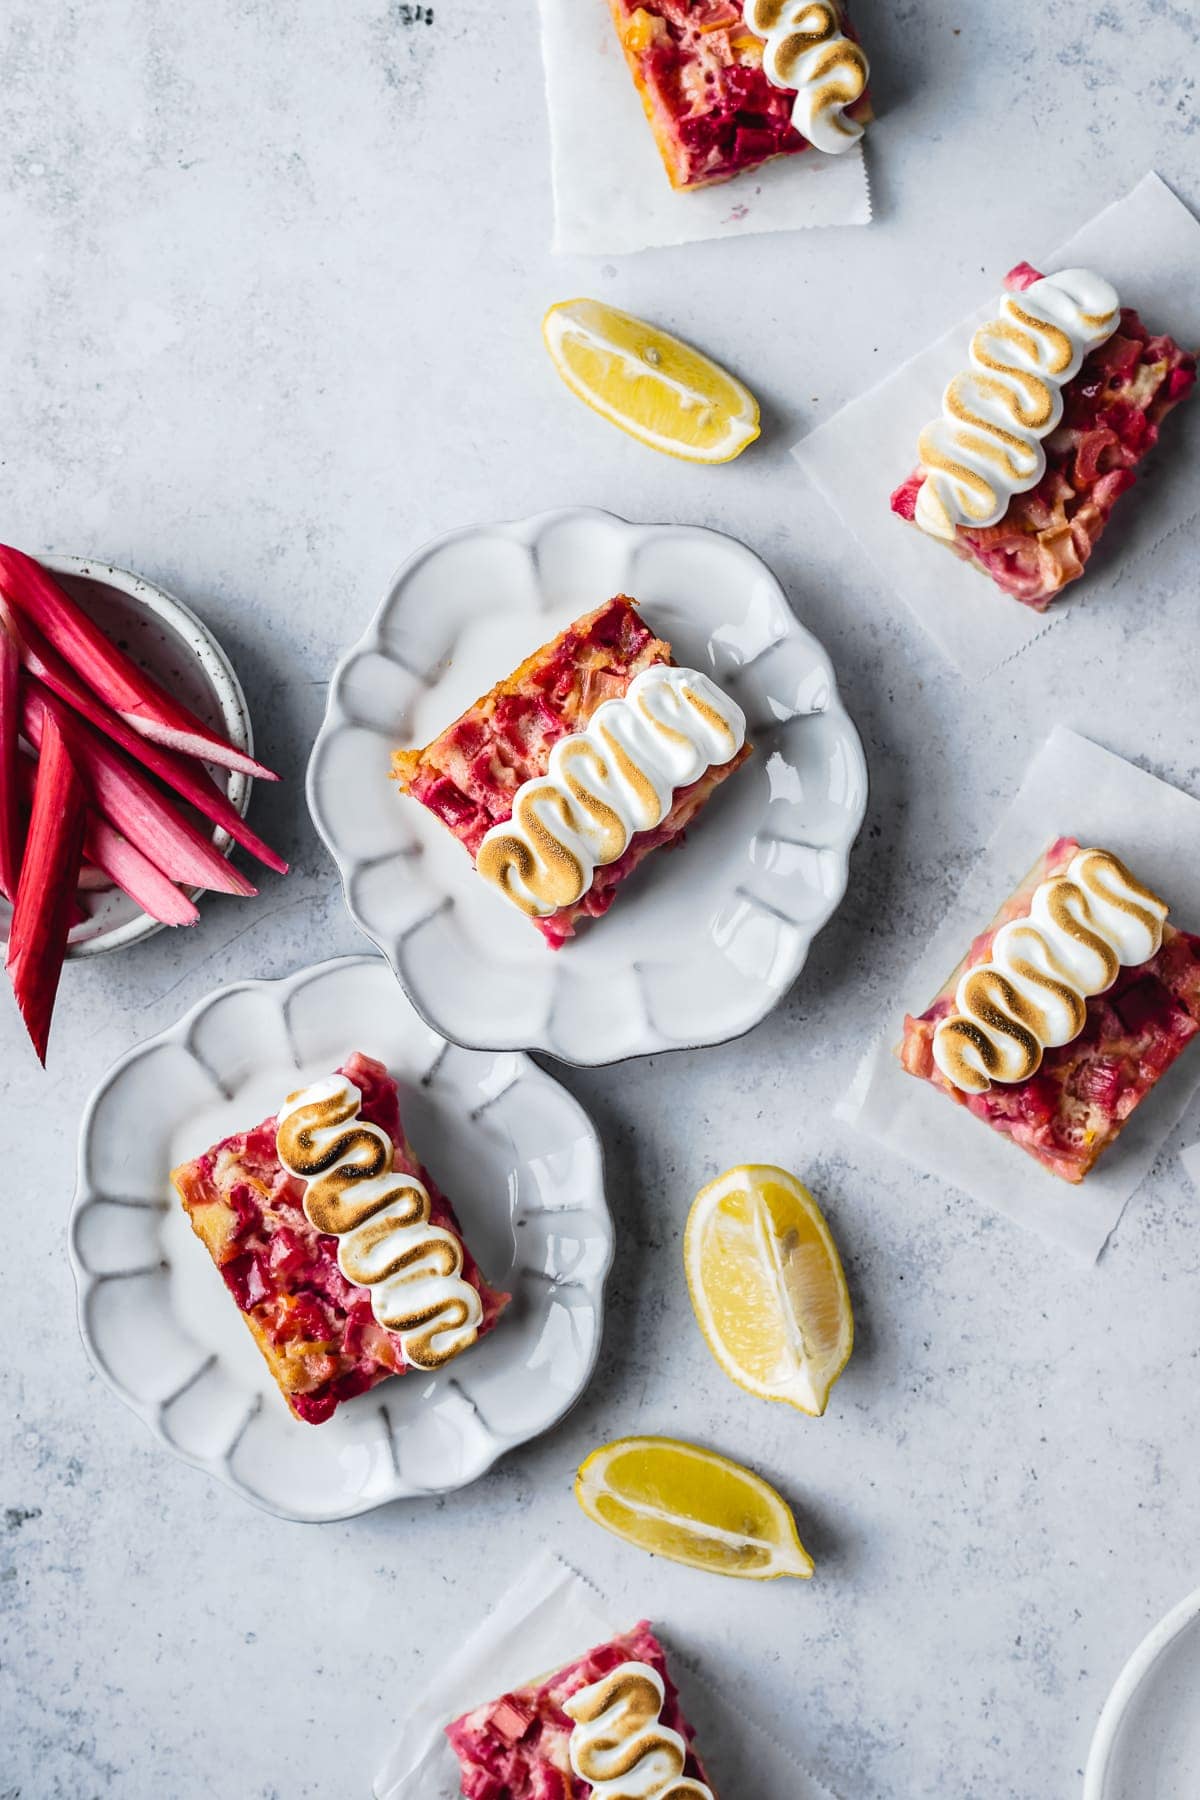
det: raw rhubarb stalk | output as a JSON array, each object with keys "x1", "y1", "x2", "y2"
[
  {"x1": 6, "y1": 708, "x2": 87, "y2": 1063},
  {"x1": 84, "y1": 814, "x2": 200, "y2": 927},
  {"x1": 23, "y1": 683, "x2": 257, "y2": 898},
  {"x1": 15, "y1": 775, "x2": 183, "y2": 923},
  {"x1": 0, "y1": 614, "x2": 21, "y2": 900},
  {"x1": 1, "y1": 597, "x2": 287, "y2": 874},
  {"x1": 0, "y1": 544, "x2": 278, "y2": 782}
]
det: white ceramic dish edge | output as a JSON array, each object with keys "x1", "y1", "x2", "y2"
[
  {"x1": 307, "y1": 507, "x2": 869, "y2": 1066},
  {"x1": 1083, "y1": 1584, "x2": 1200, "y2": 1799},
  {"x1": 68, "y1": 954, "x2": 614, "y2": 1521},
  {"x1": 11, "y1": 553, "x2": 255, "y2": 958}
]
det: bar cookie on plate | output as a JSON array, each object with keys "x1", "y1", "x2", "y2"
[
  {"x1": 393, "y1": 596, "x2": 752, "y2": 948},
  {"x1": 172, "y1": 1052, "x2": 508, "y2": 1423}
]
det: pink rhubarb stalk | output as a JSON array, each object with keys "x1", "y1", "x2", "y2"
[
  {"x1": 1, "y1": 596, "x2": 287, "y2": 874},
  {"x1": 6, "y1": 708, "x2": 87, "y2": 1063},
  {"x1": 23, "y1": 683, "x2": 257, "y2": 899},
  {"x1": 0, "y1": 611, "x2": 21, "y2": 900},
  {"x1": 84, "y1": 814, "x2": 200, "y2": 927},
  {"x1": 0, "y1": 544, "x2": 278, "y2": 782}
]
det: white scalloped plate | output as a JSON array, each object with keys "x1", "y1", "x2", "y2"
[
  {"x1": 307, "y1": 509, "x2": 868, "y2": 1065},
  {"x1": 69, "y1": 956, "x2": 611, "y2": 1521}
]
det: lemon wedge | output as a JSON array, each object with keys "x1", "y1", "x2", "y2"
[
  {"x1": 685, "y1": 1164, "x2": 853, "y2": 1417},
  {"x1": 542, "y1": 299, "x2": 760, "y2": 464},
  {"x1": 574, "y1": 1434, "x2": 813, "y2": 1581}
]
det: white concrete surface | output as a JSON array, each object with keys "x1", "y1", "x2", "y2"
[{"x1": 3, "y1": 3, "x2": 1200, "y2": 1797}]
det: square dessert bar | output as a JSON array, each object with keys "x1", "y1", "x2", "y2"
[
  {"x1": 393, "y1": 596, "x2": 753, "y2": 948},
  {"x1": 171, "y1": 1051, "x2": 508, "y2": 1424},
  {"x1": 446, "y1": 1621, "x2": 717, "y2": 1799},
  {"x1": 900, "y1": 839, "x2": 1200, "y2": 1184},
  {"x1": 891, "y1": 264, "x2": 1196, "y2": 610},
  {"x1": 610, "y1": 0, "x2": 871, "y2": 191}
]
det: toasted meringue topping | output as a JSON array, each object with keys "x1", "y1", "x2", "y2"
[
  {"x1": 742, "y1": 1, "x2": 869, "y2": 155},
  {"x1": 276, "y1": 1075, "x2": 482, "y2": 1368},
  {"x1": 564, "y1": 1661, "x2": 714, "y2": 1800},
  {"x1": 476, "y1": 665, "x2": 746, "y2": 919},
  {"x1": 932, "y1": 850, "x2": 1167, "y2": 1094},
  {"x1": 913, "y1": 268, "x2": 1120, "y2": 540}
]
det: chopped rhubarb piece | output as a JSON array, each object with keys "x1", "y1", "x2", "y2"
[
  {"x1": 0, "y1": 545, "x2": 278, "y2": 782},
  {"x1": 5, "y1": 709, "x2": 87, "y2": 1062},
  {"x1": 899, "y1": 840, "x2": 1200, "y2": 1183},
  {"x1": 23, "y1": 683, "x2": 256, "y2": 898},
  {"x1": 488, "y1": 1698, "x2": 535, "y2": 1744},
  {"x1": 83, "y1": 814, "x2": 200, "y2": 927},
  {"x1": 0, "y1": 614, "x2": 20, "y2": 901},
  {"x1": 171, "y1": 1052, "x2": 509, "y2": 1425},
  {"x1": 0, "y1": 593, "x2": 286, "y2": 875}
]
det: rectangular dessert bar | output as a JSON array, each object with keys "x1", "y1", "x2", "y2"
[
  {"x1": 891, "y1": 264, "x2": 1196, "y2": 610},
  {"x1": 446, "y1": 1621, "x2": 717, "y2": 1799},
  {"x1": 610, "y1": 0, "x2": 871, "y2": 191},
  {"x1": 899, "y1": 839, "x2": 1200, "y2": 1184},
  {"x1": 393, "y1": 596, "x2": 752, "y2": 948},
  {"x1": 171, "y1": 1051, "x2": 508, "y2": 1423}
]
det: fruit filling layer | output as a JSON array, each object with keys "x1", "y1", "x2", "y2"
[
  {"x1": 171, "y1": 1051, "x2": 507, "y2": 1423},
  {"x1": 900, "y1": 839, "x2": 1200, "y2": 1184},
  {"x1": 446, "y1": 1622, "x2": 716, "y2": 1800},
  {"x1": 890, "y1": 265, "x2": 1196, "y2": 609},
  {"x1": 393, "y1": 597, "x2": 752, "y2": 948},
  {"x1": 611, "y1": 0, "x2": 870, "y2": 189}
]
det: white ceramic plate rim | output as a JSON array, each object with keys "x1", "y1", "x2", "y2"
[
  {"x1": 1083, "y1": 1584, "x2": 1200, "y2": 1799},
  {"x1": 27, "y1": 553, "x2": 254, "y2": 958},
  {"x1": 67, "y1": 954, "x2": 613, "y2": 1520},
  {"x1": 307, "y1": 506, "x2": 869, "y2": 1065}
]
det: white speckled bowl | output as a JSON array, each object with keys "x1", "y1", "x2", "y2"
[
  {"x1": 0, "y1": 553, "x2": 255, "y2": 957},
  {"x1": 307, "y1": 508, "x2": 868, "y2": 1065},
  {"x1": 1084, "y1": 1585, "x2": 1200, "y2": 1800},
  {"x1": 68, "y1": 955, "x2": 612, "y2": 1521}
]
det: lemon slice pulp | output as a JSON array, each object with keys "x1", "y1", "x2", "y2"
[
  {"x1": 543, "y1": 299, "x2": 760, "y2": 464},
  {"x1": 685, "y1": 1163, "x2": 853, "y2": 1416},
  {"x1": 574, "y1": 1434, "x2": 813, "y2": 1581}
]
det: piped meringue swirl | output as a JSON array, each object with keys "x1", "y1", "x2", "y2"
[
  {"x1": 276, "y1": 1075, "x2": 482, "y2": 1369},
  {"x1": 932, "y1": 849, "x2": 1168, "y2": 1095},
  {"x1": 475, "y1": 664, "x2": 746, "y2": 919},
  {"x1": 913, "y1": 268, "x2": 1120, "y2": 540},
  {"x1": 742, "y1": 1, "x2": 869, "y2": 155},
  {"x1": 564, "y1": 1661, "x2": 713, "y2": 1800}
]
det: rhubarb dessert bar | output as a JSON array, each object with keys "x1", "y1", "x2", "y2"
[
  {"x1": 446, "y1": 1622, "x2": 717, "y2": 1799},
  {"x1": 611, "y1": 0, "x2": 871, "y2": 191},
  {"x1": 171, "y1": 1052, "x2": 508, "y2": 1423},
  {"x1": 891, "y1": 265, "x2": 1196, "y2": 609},
  {"x1": 393, "y1": 596, "x2": 752, "y2": 948},
  {"x1": 900, "y1": 841, "x2": 1200, "y2": 1184}
]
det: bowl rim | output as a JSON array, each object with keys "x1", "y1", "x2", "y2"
[
  {"x1": 67, "y1": 951, "x2": 614, "y2": 1521},
  {"x1": 15, "y1": 553, "x2": 255, "y2": 959},
  {"x1": 1083, "y1": 1583, "x2": 1200, "y2": 1799},
  {"x1": 305, "y1": 504, "x2": 870, "y2": 1066}
]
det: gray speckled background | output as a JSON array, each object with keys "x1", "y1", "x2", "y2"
[{"x1": 3, "y1": 3, "x2": 1200, "y2": 1798}]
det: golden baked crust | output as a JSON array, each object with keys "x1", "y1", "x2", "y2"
[{"x1": 392, "y1": 597, "x2": 670, "y2": 793}]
